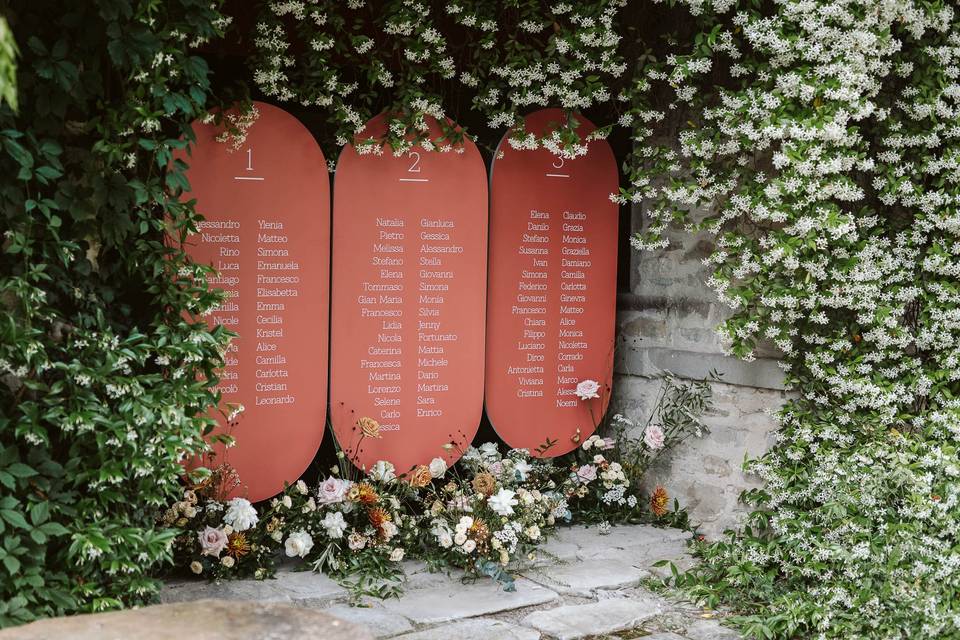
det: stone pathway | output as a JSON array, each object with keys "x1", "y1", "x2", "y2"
[{"x1": 162, "y1": 524, "x2": 741, "y2": 640}]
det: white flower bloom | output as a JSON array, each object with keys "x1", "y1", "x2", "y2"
[
  {"x1": 223, "y1": 498, "x2": 258, "y2": 532},
  {"x1": 488, "y1": 488, "x2": 518, "y2": 516},
  {"x1": 284, "y1": 530, "x2": 314, "y2": 558},
  {"x1": 429, "y1": 457, "x2": 448, "y2": 478},
  {"x1": 643, "y1": 424, "x2": 665, "y2": 450},
  {"x1": 575, "y1": 379, "x2": 601, "y2": 401},
  {"x1": 369, "y1": 460, "x2": 396, "y2": 482},
  {"x1": 321, "y1": 511, "x2": 348, "y2": 539}
]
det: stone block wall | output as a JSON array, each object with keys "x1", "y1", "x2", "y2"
[{"x1": 611, "y1": 207, "x2": 788, "y2": 538}]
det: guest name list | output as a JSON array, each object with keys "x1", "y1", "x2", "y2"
[
  {"x1": 359, "y1": 215, "x2": 464, "y2": 430},
  {"x1": 507, "y1": 207, "x2": 593, "y2": 408},
  {"x1": 201, "y1": 217, "x2": 301, "y2": 408},
  {"x1": 331, "y1": 114, "x2": 488, "y2": 472},
  {"x1": 181, "y1": 101, "x2": 330, "y2": 502},
  {"x1": 485, "y1": 108, "x2": 619, "y2": 457}
]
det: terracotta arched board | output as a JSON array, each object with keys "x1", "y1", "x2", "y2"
[
  {"x1": 330, "y1": 115, "x2": 488, "y2": 473},
  {"x1": 486, "y1": 109, "x2": 619, "y2": 457},
  {"x1": 180, "y1": 101, "x2": 330, "y2": 501}
]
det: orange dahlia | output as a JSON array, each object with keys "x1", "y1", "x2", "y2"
[
  {"x1": 226, "y1": 532, "x2": 251, "y2": 558},
  {"x1": 368, "y1": 506, "x2": 392, "y2": 538},
  {"x1": 353, "y1": 482, "x2": 379, "y2": 505},
  {"x1": 650, "y1": 485, "x2": 669, "y2": 517}
]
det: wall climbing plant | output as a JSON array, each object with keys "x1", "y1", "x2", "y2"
[
  {"x1": 3, "y1": 1, "x2": 960, "y2": 637},
  {"x1": 0, "y1": 0, "x2": 231, "y2": 626}
]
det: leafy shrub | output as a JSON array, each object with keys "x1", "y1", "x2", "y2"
[{"x1": 0, "y1": 1, "x2": 230, "y2": 625}]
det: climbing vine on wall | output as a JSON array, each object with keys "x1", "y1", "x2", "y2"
[
  {"x1": 4, "y1": 0, "x2": 960, "y2": 637},
  {"x1": 0, "y1": 0, "x2": 231, "y2": 625}
]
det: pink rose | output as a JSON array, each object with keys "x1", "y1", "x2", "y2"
[
  {"x1": 576, "y1": 464, "x2": 597, "y2": 484},
  {"x1": 575, "y1": 379, "x2": 601, "y2": 401},
  {"x1": 198, "y1": 526, "x2": 227, "y2": 557},
  {"x1": 317, "y1": 477, "x2": 350, "y2": 505},
  {"x1": 644, "y1": 424, "x2": 665, "y2": 450}
]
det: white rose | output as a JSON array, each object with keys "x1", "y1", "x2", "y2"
[
  {"x1": 575, "y1": 379, "x2": 601, "y2": 401},
  {"x1": 389, "y1": 547, "x2": 405, "y2": 562},
  {"x1": 220, "y1": 555, "x2": 235, "y2": 568},
  {"x1": 296, "y1": 480, "x2": 309, "y2": 495},
  {"x1": 348, "y1": 532, "x2": 367, "y2": 550},
  {"x1": 643, "y1": 424, "x2": 665, "y2": 450},
  {"x1": 284, "y1": 530, "x2": 314, "y2": 558},
  {"x1": 281, "y1": 495, "x2": 293, "y2": 509},
  {"x1": 462, "y1": 539, "x2": 476, "y2": 553},
  {"x1": 381, "y1": 521, "x2": 398, "y2": 540},
  {"x1": 454, "y1": 532, "x2": 467, "y2": 545},
  {"x1": 438, "y1": 532, "x2": 453, "y2": 548},
  {"x1": 429, "y1": 457, "x2": 448, "y2": 479}
]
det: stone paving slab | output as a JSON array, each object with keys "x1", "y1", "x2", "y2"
[
  {"x1": 521, "y1": 594, "x2": 666, "y2": 640},
  {"x1": 524, "y1": 558, "x2": 648, "y2": 596},
  {"x1": 643, "y1": 633, "x2": 688, "y2": 640},
  {"x1": 381, "y1": 577, "x2": 559, "y2": 625},
  {"x1": 323, "y1": 604, "x2": 414, "y2": 638},
  {"x1": 161, "y1": 565, "x2": 347, "y2": 606},
  {"x1": 393, "y1": 618, "x2": 540, "y2": 640},
  {"x1": 0, "y1": 600, "x2": 371, "y2": 640},
  {"x1": 161, "y1": 578, "x2": 295, "y2": 604}
]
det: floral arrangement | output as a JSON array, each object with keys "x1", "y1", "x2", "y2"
[{"x1": 165, "y1": 375, "x2": 714, "y2": 601}]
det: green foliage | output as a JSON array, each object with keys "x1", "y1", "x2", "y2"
[
  {"x1": 623, "y1": 1, "x2": 960, "y2": 637},
  {"x1": 0, "y1": 1, "x2": 230, "y2": 625},
  {"x1": 0, "y1": 16, "x2": 16, "y2": 111}
]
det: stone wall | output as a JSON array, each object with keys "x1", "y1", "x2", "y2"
[{"x1": 611, "y1": 207, "x2": 788, "y2": 539}]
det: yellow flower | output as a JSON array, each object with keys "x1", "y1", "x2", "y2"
[{"x1": 357, "y1": 416, "x2": 381, "y2": 439}]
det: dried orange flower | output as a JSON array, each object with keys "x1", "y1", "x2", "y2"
[
  {"x1": 368, "y1": 506, "x2": 392, "y2": 535},
  {"x1": 357, "y1": 416, "x2": 381, "y2": 439},
  {"x1": 470, "y1": 518, "x2": 490, "y2": 543},
  {"x1": 409, "y1": 465, "x2": 432, "y2": 488},
  {"x1": 650, "y1": 485, "x2": 669, "y2": 517},
  {"x1": 472, "y1": 472, "x2": 496, "y2": 497},
  {"x1": 353, "y1": 482, "x2": 379, "y2": 505},
  {"x1": 226, "y1": 532, "x2": 251, "y2": 558}
]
